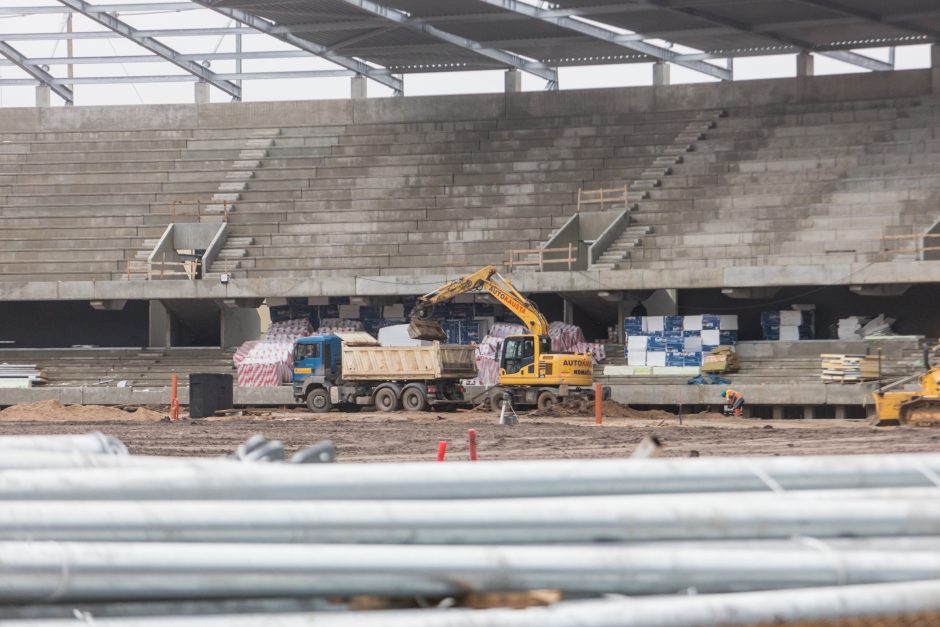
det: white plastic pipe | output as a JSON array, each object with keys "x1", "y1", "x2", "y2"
[
  {"x1": 1, "y1": 453, "x2": 940, "y2": 500},
  {"x1": 3, "y1": 542, "x2": 940, "y2": 602},
  {"x1": 2, "y1": 493, "x2": 940, "y2": 543},
  {"x1": 0, "y1": 433, "x2": 127, "y2": 456},
  {"x1": 6, "y1": 579, "x2": 940, "y2": 627}
]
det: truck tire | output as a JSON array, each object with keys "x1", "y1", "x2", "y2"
[
  {"x1": 488, "y1": 387, "x2": 508, "y2": 412},
  {"x1": 374, "y1": 387, "x2": 400, "y2": 412},
  {"x1": 306, "y1": 388, "x2": 331, "y2": 413},
  {"x1": 536, "y1": 390, "x2": 558, "y2": 411},
  {"x1": 402, "y1": 386, "x2": 428, "y2": 412}
]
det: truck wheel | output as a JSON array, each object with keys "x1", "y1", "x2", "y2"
[
  {"x1": 488, "y1": 388, "x2": 508, "y2": 412},
  {"x1": 306, "y1": 388, "x2": 331, "y2": 413},
  {"x1": 402, "y1": 386, "x2": 428, "y2": 412},
  {"x1": 536, "y1": 390, "x2": 558, "y2": 410},
  {"x1": 374, "y1": 387, "x2": 400, "y2": 412}
]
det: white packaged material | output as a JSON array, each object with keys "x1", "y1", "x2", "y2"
[
  {"x1": 646, "y1": 317, "x2": 665, "y2": 333},
  {"x1": 701, "y1": 330, "x2": 720, "y2": 346},
  {"x1": 683, "y1": 315, "x2": 703, "y2": 331},
  {"x1": 627, "y1": 351, "x2": 647, "y2": 366},
  {"x1": 780, "y1": 310, "x2": 803, "y2": 326},
  {"x1": 627, "y1": 335, "x2": 649, "y2": 351},
  {"x1": 307, "y1": 296, "x2": 330, "y2": 306},
  {"x1": 719, "y1": 315, "x2": 739, "y2": 330},
  {"x1": 779, "y1": 326, "x2": 801, "y2": 341},
  {"x1": 378, "y1": 324, "x2": 433, "y2": 347},
  {"x1": 647, "y1": 351, "x2": 667, "y2": 367},
  {"x1": 684, "y1": 335, "x2": 703, "y2": 352}
]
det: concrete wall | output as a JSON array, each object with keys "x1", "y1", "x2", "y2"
[
  {"x1": 0, "y1": 68, "x2": 931, "y2": 133},
  {"x1": 221, "y1": 307, "x2": 261, "y2": 348}
]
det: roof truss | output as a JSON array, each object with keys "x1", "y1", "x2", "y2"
[{"x1": 0, "y1": 40, "x2": 74, "y2": 104}]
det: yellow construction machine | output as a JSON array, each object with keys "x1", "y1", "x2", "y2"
[
  {"x1": 409, "y1": 265, "x2": 605, "y2": 410},
  {"x1": 871, "y1": 342, "x2": 940, "y2": 427}
]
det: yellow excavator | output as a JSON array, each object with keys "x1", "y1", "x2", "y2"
[
  {"x1": 871, "y1": 341, "x2": 940, "y2": 427},
  {"x1": 409, "y1": 265, "x2": 606, "y2": 410}
]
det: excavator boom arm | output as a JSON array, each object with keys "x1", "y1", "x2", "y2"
[{"x1": 411, "y1": 265, "x2": 549, "y2": 337}]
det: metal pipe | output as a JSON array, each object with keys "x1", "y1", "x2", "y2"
[
  {"x1": 2, "y1": 453, "x2": 940, "y2": 500},
  {"x1": 7, "y1": 579, "x2": 940, "y2": 627},
  {"x1": 0, "y1": 433, "x2": 127, "y2": 456},
  {"x1": 0, "y1": 450, "x2": 250, "y2": 470},
  {"x1": 2, "y1": 494, "x2": 940, "y2": 544},
  {"x1": 3, "y1": 542, "x2": 940, "y2": 602}
]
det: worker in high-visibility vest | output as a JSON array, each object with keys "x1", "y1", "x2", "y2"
[{"x1": 721, "y1": 388, "x2": 745, "y2": 416}]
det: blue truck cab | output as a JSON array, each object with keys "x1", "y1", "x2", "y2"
[{"x1": 292, "y1": 335, "x2": 343, "y2": 410}]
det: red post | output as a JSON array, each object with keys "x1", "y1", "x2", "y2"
[
  {"x1": 170, "y1": 374, "x2": 180, "y2": 421},
  {"x1": 594, "y1": 383, "x2": 603, "y2": 425},
  {"x1": 436, "y1": 441, "x2": 448, "y2": 462},
  {"x1": 468, "y1": 429, "x2": 478, "y2": 461}
]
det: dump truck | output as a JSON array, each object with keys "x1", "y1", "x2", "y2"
[
  {"x1": 408, "y1": 265, "x2": 609, "y2": 411},
  {"x1": 292, "y1": 331, "x2": 477, "y2": 412}
]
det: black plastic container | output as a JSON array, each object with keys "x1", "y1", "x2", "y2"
[{"x1": 189, "y1": 373, "x2": 234, "y2": 419}]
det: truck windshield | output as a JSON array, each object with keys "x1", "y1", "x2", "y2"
[{"x1": 294, "y1": 343, "x2": 320, "y2": 361}]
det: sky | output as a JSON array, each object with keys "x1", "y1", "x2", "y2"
[{"x1": 0, "y1": 0, "x2": 932, "y2": 107}]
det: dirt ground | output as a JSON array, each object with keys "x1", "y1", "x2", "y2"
[{"x1": 0, "y1": 401, "x2": 937, "y2": 461}]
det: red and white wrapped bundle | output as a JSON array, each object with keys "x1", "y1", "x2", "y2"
[
  {"x1": 548, "y1": 321, "x2": 586, "y2": 353},
  {"x1": 317, "y1": 318, "x2": 364, "y2": 334},
  {"x1": 487, "y1": 323, "x2": 526, "y2": 338},
  {"x1": 574, "y1": 341, "x2": 606, "y2": 364},
  {"x1": 235, "y1": 319, "x2": 314, "y2": 387}
]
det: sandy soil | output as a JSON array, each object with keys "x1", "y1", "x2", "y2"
[{"x1": 0, "y1": 404, "x2": 936, "y2": 462}]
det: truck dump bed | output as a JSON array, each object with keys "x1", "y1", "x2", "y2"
[{"x1": 340, "y1": 339, "x2": 477, "y2": 382}]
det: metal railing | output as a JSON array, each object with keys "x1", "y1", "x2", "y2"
[
  {"x1": 505, "y1": 243, "x2": 577, "y2": 271},
  {"x1": 125, "y1": 254, "x2": 201, "y2": 280},
  {"x1": 878, "y1": 226, "x2": 940, "y2": 261},
  {"x1": 170, "y1": 199, "x2": 228, "y2": 223},
  {"x1": 577, "y1": 184, "x2": 629, "y2": 212}
]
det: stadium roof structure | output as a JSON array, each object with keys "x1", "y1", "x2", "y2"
[{"x1": 1, "y1": 0, "x2": 938, "y2": 103}]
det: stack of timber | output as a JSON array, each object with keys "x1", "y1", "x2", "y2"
[
  {"x1": 821, "y1": 354, "x2": 880, "y2": 384},
  {"x1": 0, "y1": 363, "x2": 47, "y2": 388}
]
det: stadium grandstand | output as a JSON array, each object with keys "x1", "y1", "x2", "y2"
[{"x1": 1, "y1": 0, "x2": 940, "y2": 418}]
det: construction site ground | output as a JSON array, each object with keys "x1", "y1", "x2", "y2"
[{"x1": 1, "y1": 400, "x2": 938, "y2": 461}]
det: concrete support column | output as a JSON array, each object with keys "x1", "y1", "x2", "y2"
[
  {"x1": 350, "y1": 75, "x2": 367, "y2": 99},
  {"x1": 195, "y1": 81, "x2": 210, "y2": 104},
  {"x1": 834, "y1": 405, "x2": 847, "y2": 420},
  {"x1": 652, "y1": 61, "x2": 670, "y2": 86},
  {"x1": 796, "y1": 52, "x2": 814, "y2": 78},
  {"x1": 149, "y1": 301, "x2": 171, "y2": 348},
  {"x1": 802, "y1": 405, "x2": 815, "y2": 420},
  {"x1": 772, "y1": 405, "x2": 785, "y2": 420},
  {"x1": 504, "y1": 69, "x2": 522, "y2": 93},
  {"x1": 35, "y1": 85, "x2": 51, "y2": 108},
  {"x1": 221, "y1": 307, "x2": 261, "y2": 348},
  {"x1": 562, "y1": 298, "x2": 574, "y2": 325},
  {"x1": 932, "y1": 45, "x2": 940, "y2": 93}
]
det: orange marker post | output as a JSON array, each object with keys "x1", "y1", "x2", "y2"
[
  {"x1": 594, "y1": 383, "x2": 603, "y2": 425},
  {"x1": 436, "y1": 441, "x2": 448, "y2": 462},
  {"x1": 170, "y1": 374, "x2": 180, "y2": 422},
  {"x1": 468, "y1": 429, "x2": 478, "y2": 461}
]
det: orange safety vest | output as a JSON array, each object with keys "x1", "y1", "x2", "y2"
[{"x1": 726, "y1": 389, "x2": 742, "y2": 402}]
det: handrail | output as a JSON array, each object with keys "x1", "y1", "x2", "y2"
[
  {"x1": 126, "y1": 257, "x2": 200, "y2": 280},
  {"x1": 505, "y1": 244, "x2": 576, "y2": 271},
  {"x1": 577, "y1": 184, "x2": 629, "y2": 212},
  {"x1": 878, "y1": 227, "x2": 940, "y2": 261},
  {"x1": 170, "y1": 199, "x2": 228, "y2": 223}
]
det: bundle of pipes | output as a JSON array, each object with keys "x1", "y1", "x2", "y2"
[{"x1": 2, "y1": 434, "x2": 940, "y2": 626}]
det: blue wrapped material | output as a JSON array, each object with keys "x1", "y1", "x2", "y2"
[
  {"x1": 761, "y1": 311, "x2": 781, "y2": 326},
  {"x1": 623, "y1": 316, "x2": 645, "y2": 335},
  {"x1": 702, "y1": 314, "x2": 721, "y2": 330},
  {"x1": 719, "y1": 330, "x2": 738, "y2": 345},
  {"x1": 665, "y1": 352, "x2": 685, "y2": 367},
  {"x1": 702, "y1": 344, "x2": 719, "y2": 353},
  {"x1": 647, "y1": 334, "x2": 666, "y2": 352},
  {"x1": 664, "y1": 316, "x2": 683, "y2": 335},
  {"x1": 665, "y1": 337, "x2": 684, "y2": 351},
  {"x1": 460, "y1": 321, "x2": 481, "y2": 344}
]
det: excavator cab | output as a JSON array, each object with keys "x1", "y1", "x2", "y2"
[{"x1": 501, "y1": 335, "x2": 551, "y2": 376}]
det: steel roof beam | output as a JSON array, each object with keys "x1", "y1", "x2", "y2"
[
  {"x1": 0, "y1": 50, "x2": 317, "y2": 67},
  {"x1": 191, "y1": 1, "x2": 404, "y2": 95},
  {"x1": 789, "y1": 0, "x2": 939, "y2": 43},
  {"x1": 474, "y1": 0, "x2": 730, "y2": 81},
  {"x1": 55, "y1": 0, "x2": 242, "y2": 100},
  {"x1": 330, "y1": 0, "x2": 558, "y2": 88},
  {"x1": 0, "y1": 2, "x2": 197, "y2": 14},
  {"x1": 0, "y1": 69, "x2": 372, "y2": 86},
  {"x1": 633, "y1": 0, "x2": 898, "y2": 72},
  {"x1": 0, "y1": 41, "x2": 74, "y2": 104}
]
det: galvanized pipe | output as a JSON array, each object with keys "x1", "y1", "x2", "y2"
[
  {"x1": 2, "y1": 542, "x2": 940, "y2": 602},
  {"x1": 2, "y1": 453, "x2": 940, "y2": 500},
  {"x1": 6, "y1": 579, "x2": 939, "y2": 627},
  {"x1": 0, "y1": 433, "x2": 127, "y2": 456},
  {"x1": 0, "y1": 450, "x2": 248, "y2": 470},
  {"x1": 2, "y1": 493, "x2": 940, "y2": 543}
]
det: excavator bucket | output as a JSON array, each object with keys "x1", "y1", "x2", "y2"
[{"x1": 408, "y1": 317, "x2": 448, "y2": 342}]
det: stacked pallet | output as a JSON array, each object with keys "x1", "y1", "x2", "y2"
[{"x1": 821, "y1": 354, "x2": 880, "y2": 383}]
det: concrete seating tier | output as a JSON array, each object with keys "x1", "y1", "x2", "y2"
[{"x1": 0, "y1": 347, "x2": 236, "y2": 388}]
